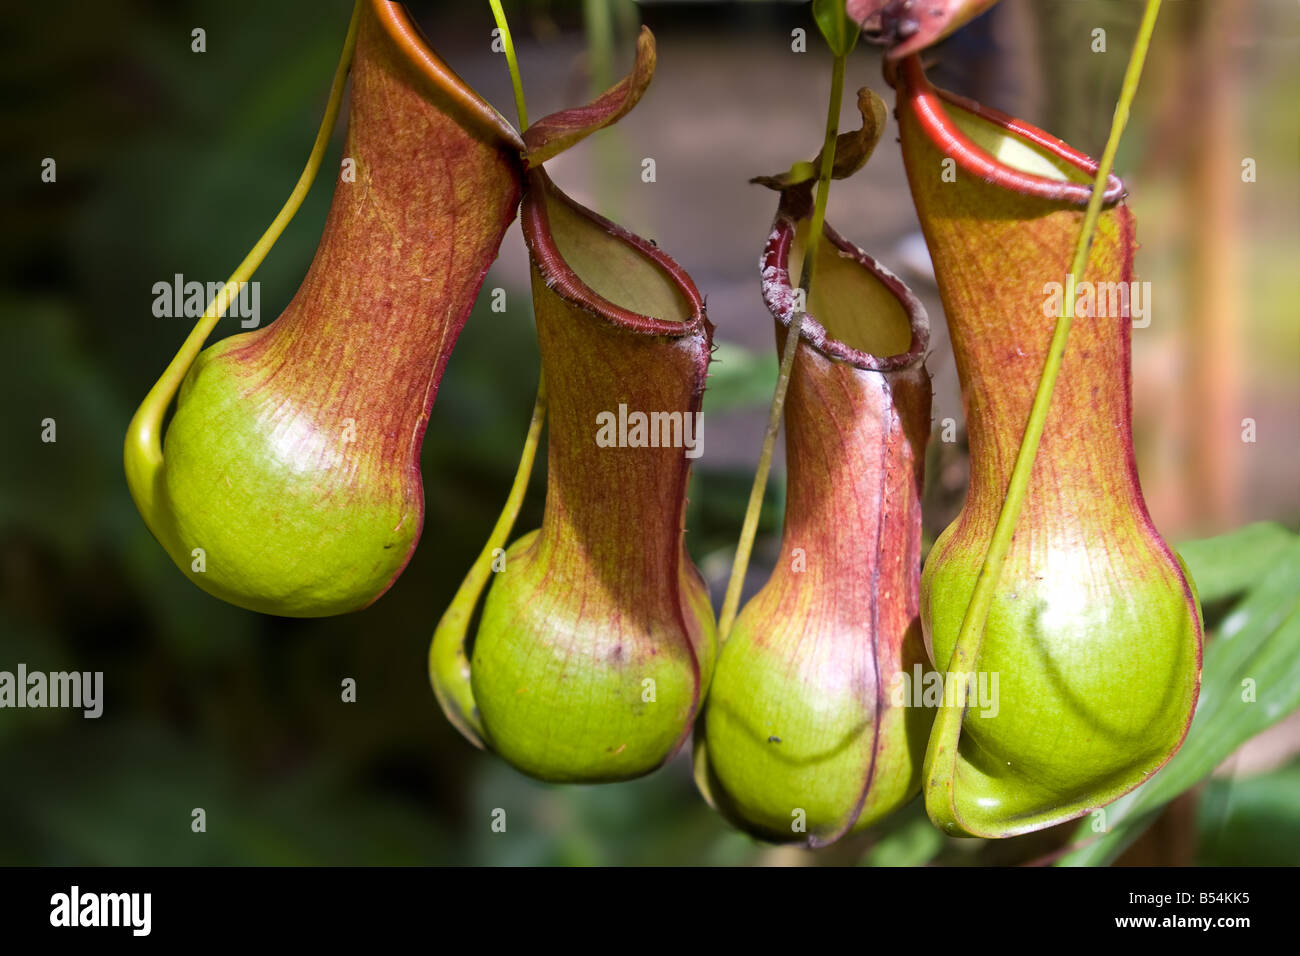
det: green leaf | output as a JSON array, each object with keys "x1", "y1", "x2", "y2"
[
  {"x1": 1197, "y1": 759, "x2": 1300, "y2": 866},
  {"x1": 1177, "y1": 521, "x2": 1297, "y2": 605},
  {"x1": 813, "y1": 0, "x2": 860, "y2": 56},
  {"x1": 1058, "y1": 531, "x2": 1300, "y2": 866}
]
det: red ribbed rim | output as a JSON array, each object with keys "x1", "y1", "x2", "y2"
[
  {"x1": 761, "y1": 185, "x2": 929, "y2": 372},
  {"x1": 895, "y1": 55, "x2": 1125, "y2": 207}
]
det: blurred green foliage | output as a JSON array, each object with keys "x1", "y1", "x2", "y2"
[{"x1": 2, "y1": 0, "x2": 1297, "y2": 867}]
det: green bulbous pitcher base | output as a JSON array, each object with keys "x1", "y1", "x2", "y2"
[
  {"x1": 921, "y1": 538, "x2": 1201, "y2": 837},
  {"x1": 470, "y1": 531, "x2": 714, "y2": 783},
  {"x1": 158, "y1": 337, "x2": 420, "y2": 617}
]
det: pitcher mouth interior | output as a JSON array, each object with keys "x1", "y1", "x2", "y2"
[
  {"x1": 521, "y1": 170, "x2": 706, "y2": 336},
  {"x1": 786, "y1": 220, "x2": 915, "y2": 360},
  {"x1": 762, "y1": 191, "x2": 930, "y2": 374}
]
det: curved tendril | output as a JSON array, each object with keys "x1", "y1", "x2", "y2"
[{"x1": 429, "y1": 379, "x2": 546, "y2": 747}]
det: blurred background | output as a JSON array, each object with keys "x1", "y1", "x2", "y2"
[{"x1": 1, "y1": 0, "x2": 1297, "y2": 865}]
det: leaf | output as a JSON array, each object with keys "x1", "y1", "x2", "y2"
[
  {"x1": 1177, "y1": 521, "x2": 1296, "y2": 605},
  {"x1": 814, "y1": 0, "x2": 861, "y2": 57},
  {"x1": 124, "y1": 0, "x2": 525, "y2": 616},
  {"x1": 1058, "y1": 532, "x2": 1300, "y2": 866},
  {"x1": 897, "y1": 54, "x2": 1196, "y2": 839},
  {"x1": 437, "y1": 169, "x2": 717, "y2": 783},
  {"x1": 695, "y1": 184, "x2": 931, "y2": 847},
  {"x1": 521, "y1": 26, "x2": 655, "y2": 167},
  {"x1": 751, "y1": 88, "x2": 888, "y2": 191},
  {"x1": 1197, "y1": 759, "x2": 1300, "y2": 866}
]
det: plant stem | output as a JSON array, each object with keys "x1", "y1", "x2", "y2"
[
  {"x1": 933, "y1": 0, "x2": 1162, "y2": 716},
  {"x1": 487, "y1": 0, "x2": 546, "y2": 495},
  {"x1": 485, "y1": 0, "x2": 545, "y2": 517},
  {"x1": 717, "y1": 50, "x2": 848, "y2": 640},
  {"x1": 584, "y1": 0, "x2": 623, "y2": 216},
  {"x1": 489, "y1": 0, "x2": 529, "y2": 127},
  {"x1": 800, "y1": 56, "x2": 846, "y2": 293},
  {"x1": 584, "y1": 0, "x2": 615, "y2": 94},
  {"x1": 124, "y1": 0, "x2": 361, "y2": 524}
]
